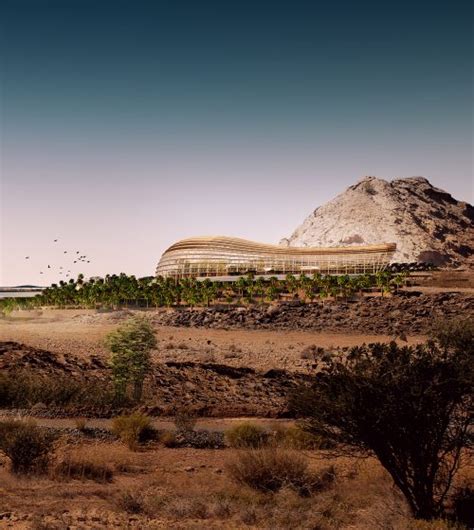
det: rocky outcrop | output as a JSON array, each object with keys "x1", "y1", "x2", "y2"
[
  {"x1": 0, "y1": 341, "x2": 308, "y2": 418},
  {"x1": 280, "y1": 176, "x2": 474, "y2": 266},
  {"x1": 150, "y1": 293, "x2": 474, "y2": 335}
]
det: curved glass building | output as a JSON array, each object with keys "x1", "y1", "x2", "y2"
[{"x1": 156, "y1": 236, "x2": 396, "y2": 279}]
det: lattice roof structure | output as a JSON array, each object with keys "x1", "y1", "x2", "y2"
[{"x1": 156, "y1": 236, "x2": 396, "y2": 279}]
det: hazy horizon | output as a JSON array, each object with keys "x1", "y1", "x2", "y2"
[{"x1": 1, "y1": 1, "x2": 472, "y2": 286}]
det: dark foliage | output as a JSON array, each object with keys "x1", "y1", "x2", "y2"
[
  {"x1": 0, "y1": 420, "x2": 57, "y2": 474},
  {"x1": 290, "y1": 327, "x2": 473, "y2": 520}
]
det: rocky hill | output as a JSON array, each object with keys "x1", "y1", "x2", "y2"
[{"x1": 280, "y1": 176, "x2": 474, "y2": 266}]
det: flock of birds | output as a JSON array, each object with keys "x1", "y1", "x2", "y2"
[{"x1": 24, "y1": 239, "x2": 92, "y2": 279}]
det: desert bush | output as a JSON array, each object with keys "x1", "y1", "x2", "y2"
[
  {"x1": 165, "y1": 498, "x2": 209, "y2": 519},
  {"x1": 0, "y1": 420, "x2": 57, "y2": 474},
  {"x1": 74, "y1": 418, "x2": 88, "y2": 431},
  {"x1": 174, "y1": 410, "x2": 196, "y2": 433},
  {"x1": 431, "y1": 317, "x2": 474, "y2": 352},
  {"x1": 272, "y1": 424, "x2": 332, "y2": 449},
  {"x1": 116, "y1": 491, "x2": 145, "y2": 514},
  {"x1": 300, "y1": 345, "x2": 325, "y2": 360},
  {"x1": 112, "y1": 413, "x2": 155, "y2": 450},
  {"x1": 160, "y1": 430, "x2": 178, "y2": 447},
  {"x1": 51, "y1": 455, "x2": 113, "y2": 483},
  {"x1": 226, "y1": 449, "x2": 335, "y2": 496},
  {"x1": 0, "y1": 370, "x2": 113, "y2": 408},
  {"x1": 226, "y1": 422, "x2": 268, "y2": 448},
  {"x1": 290, "y1": 339, "x2": 473, "y2": 519}
]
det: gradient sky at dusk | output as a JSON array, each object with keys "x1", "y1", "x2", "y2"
[{"x1": 1, "y1": 0, "x2": 472, "y2": 285}]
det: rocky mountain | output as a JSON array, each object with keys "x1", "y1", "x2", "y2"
[{"x1": 280, "y1": 176, "x2": 474, "y2": 266}]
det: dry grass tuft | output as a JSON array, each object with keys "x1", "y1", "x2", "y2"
[
  {"x1": 116, "y1": 490, "x2": 145, "y2": 514},
  {"x1": 226, "y1": 448, "x2": 335, "y2": 496},
  {"x1": 226, "y1": 422, "x2": 268, "y2": 448},
  {"x1": 51, "y1": 456, "x2": 113, "y2": 483},
  {"x1": 111, "y1": 413, "x2": 155, "y2": 450},
  {"x1": 160, "y1": 430, "x2": 178, "y2": 448}
]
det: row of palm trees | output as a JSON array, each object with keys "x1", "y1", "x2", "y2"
[{"x1": 0, "y1": 271, "x2": 408, "y2": 313}]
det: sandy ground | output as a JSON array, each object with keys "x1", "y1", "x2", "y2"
[{"x1": 0, "y1": 308, "x2": 426, "y2": 372}]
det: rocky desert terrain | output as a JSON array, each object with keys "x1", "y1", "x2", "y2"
[{"x1": 0, "y1": 289, "x2": 472, "y2": 529}]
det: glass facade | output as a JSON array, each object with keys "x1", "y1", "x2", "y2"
[{"x1": 156, "y1": 237, "x2": 397, "y2": 279}]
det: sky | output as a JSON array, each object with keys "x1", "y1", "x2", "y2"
[{"x1": 0, "y1": 0, "x2": 472, "y2": 286}]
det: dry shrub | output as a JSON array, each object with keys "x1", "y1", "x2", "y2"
[
  {"x1": 300, "y1": 345, "x2": 325, "y2": 360},
  {"x1": 226, "y1": 449, "x2": 335, "y2": 496},
  {"x1": 174, "y1": 410, "x2": 196, "y2": 433},
  {"x1": 239, "y1": 507, "x2": 258, "y2": 525},
  {"x1": 160, "y1": 430, "x2": 178, "y2": 447},
  {"x1": 112, "y1": 413, "x2": 155, "y2": 450},
  {"x1": 0, "y1": 370, "x2": 112, "y2": 408},
  {"x1": 211, "y1": 496, "x2": 232, "y2": 518},
  {"x1": 165, "y1": 498, "x2": 209, "y2": 519},
  {"x1": 272, "y1": 424, "x2": 330, "y2": 449},
  {"x1": 116, "y1": 491, "x2": 145, "y2": 514},
  {"x1": 73, "y1": 418, "x2": 88, "y2": 431},
  {"x1": 51, "y1": 455, "x2": 113, "y2": 483},
  {"x1": 226, "y1": 422, "x2": 268, "y2": 448},
  {"x1": 0, "y1": 419, "x2": 57, "y2": 474}
]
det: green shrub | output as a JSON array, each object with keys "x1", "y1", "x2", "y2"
[
  {"x1": 112, "y1": 413, "x2": 155, "y2": 450},
  {"x1": 0, "y1": 420, "x2": 57, "y2": 474},
  {"x1": 106, "y1": 316, "x2": 157, "y2": 402},
  {"x1": 226, "y1": 449, "x2": 334, "y2": 496},
  {"x1": 226, "y1": 422, "x2": 268, "y2": 448}
]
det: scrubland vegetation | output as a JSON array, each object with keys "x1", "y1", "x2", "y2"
[{"x1": 0, "y1": 318, "x2": 471, "y2": 527}]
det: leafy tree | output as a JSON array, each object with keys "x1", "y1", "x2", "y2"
[
  {"x1": 105, "y1": 316, "x2": 157, "y2": 402},
  {"x1": 375, "y1": 270, "x2": 391, "y2": 296},
  {"x1": 290, "y1": 330, "x2": 473, "y2": 520}
]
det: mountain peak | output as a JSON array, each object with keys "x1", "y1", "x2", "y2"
[{"x1": 281, "y1": 176, "x2": 474, "y2": 266}]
